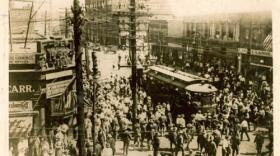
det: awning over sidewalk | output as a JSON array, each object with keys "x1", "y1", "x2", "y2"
[{"x1": 9, "y1": 116, "x2": 33, "y2": 138}]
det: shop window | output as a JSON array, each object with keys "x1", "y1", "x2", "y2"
[
  {"x1": 222, "y1": 23, "x2": 227, "y2": 39},
  {"x1": 205, "y1": 23, "x2": 209, "y2": 38},
  {"x1": 252, "y1": 28, "x2": 260, "y2": 42},
  {"x1": 215, "y1": 24, "x2": 221, "y2": 39},
  {"x1": 245, "y1": 29, "x2": 249, "y2": 40},
  {"x1": 228, "y1": 24, "x2": 234, "y2": 40}
]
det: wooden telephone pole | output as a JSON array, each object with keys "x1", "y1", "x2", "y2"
[
  {"x1": 72, "y1": 0, "x2": 86, "y2": 155},
  {"x1": 129, "y1": 0, "x2": 137, "y2": 130}
]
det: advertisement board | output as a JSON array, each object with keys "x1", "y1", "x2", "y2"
[
  {"x1": 46, "y1": 70, "x2": 73, "y2": 80},
  {"x1": 9, "y1": 53, "x2": 36, "y2": 64},
  {"x1": 251, "y1": 49, "x2": 272, "y2": 57},
  {"x1": 237, "y1": 48, "x2": 248, "y2": 54},
  {"x1": 9, "y1": 101, "x2": 33, "y2": 112},
  {"x1": 46, "y1": 79, "x2": 72, "y2": 98}
]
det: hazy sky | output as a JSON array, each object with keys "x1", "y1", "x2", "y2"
[
  {"x1": 35, "y1": 0, "x2": 273, "y2": 18},
  {"x1": 167, "y1": 0, "x2": 273, "y2": 17}
]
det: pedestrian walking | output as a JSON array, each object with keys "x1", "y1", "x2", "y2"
[
  {"x1": 209, "y1": 136, "x2": 217, "y2": 156},
  {"x1": 167, "y1": 125, "x2": 177, "y2": 153},
  {"x1": 17, "y1": 137, "x2": 28, "y2": 156},
  {"x1": 222, "y1": 136, "x2": 231, "y2": 156},
  {"x1": 122, "y1": 129, "x2": 131, "y2": 156},
  {"x1": 254, "y1": 130, "x2": 264, "y2": 156},
  {"x1": 133, "y1": 124, "x2": 141, "y2": 150},
  {"x1": 240, "y1": 119, "x2": 250, "y2": 141},
  {"x1": 152, "y1": 133, "x2": 160, "y2": 156},
  {"x1": 107, "y1": 134, "x2": 116, "y2": 156},
  {"x1": 197, "y1": 131, "x2": 204, "y2": 152},
  {"x1": 175, "y1": 132, "x2": 184, "y2": 156},
  {"x1": 40, "y1": 137, "x2": 50, "y2": 156},
  {"x1": 231, "y1": 132, "x2": 240, "y2": 156},
  {"x1": 102, "y1": 143, "x2": 113, "y2": 156}
]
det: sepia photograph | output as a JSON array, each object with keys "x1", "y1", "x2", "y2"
[{"x1": 5, "y1": 0, "x2": 276, "y2": 155}]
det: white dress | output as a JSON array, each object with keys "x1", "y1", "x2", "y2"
[
  {"x1": 102, "y1": 148, "x2": 113, "y2": 156},
  {"x1": 17, "y1": 139, "x2": 28, "y2": 156}
]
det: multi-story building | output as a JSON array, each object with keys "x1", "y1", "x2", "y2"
[
  {"x1": 151, "y1": 11, "x2": 272, "y2": 83},
  {"x1": 85, "y1": 0, "x2": 151, "y2": 47},
  {"x1": 9, "y1": 39, "x2": 77, "y2": 154}
]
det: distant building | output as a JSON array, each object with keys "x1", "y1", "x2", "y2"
[
  {"x1": 10, "y1": 0, "x2": 34, "y2": 34},
  {"x1": 151, "y1": 11, "x2": 272, "y2": 82},
  {"x1": 85, "y1": 0, "x2": 151, "y2": 47}
]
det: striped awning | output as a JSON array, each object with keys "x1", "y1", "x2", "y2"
[
  {"x1": 9, "y1": 116, "x2": 33, "y2": 138},
  {"x1": 263, "y1": 33, "x2": 272, "y2": 51}
]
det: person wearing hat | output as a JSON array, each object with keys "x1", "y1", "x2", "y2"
[
  {"x1": 133, "y1": 123, "x2": 141, "y2": 150},
  {"x1": 240, "y1": 119, "x2": 250, "y2": 141},
  {"x1": 167, "y1": 125, "x2": 177, "y2": 154},
  {"x1": 254, "y1": 130, "x2": 264, "y2": 156},
  {"x1": 175, "y1": 132, "x2": 185, "y2": 156},
  {"x1": 208, "y1": 135, "x2": 217, "y2": 156},
  {"x1": 221, "y1": 135, "x2": 231, "y2": 156},
  {"x1": 152, "y1": 132, "x2": 160, "y2": 156},
  {"x1": 122, "y1": 129, "x2": 131, "y2": 156},
  {"x1": 231, "y1": 131, "x2": 240, "y2": 156},
  {"x1": 107, "y1": 134, "x2": 116, "y2": 156}
]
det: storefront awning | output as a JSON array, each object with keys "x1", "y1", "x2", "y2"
[
  {"x1": 250, "y1": 63, "x2": 272, "y2": 69},
  {"x1": 9, "y1": 116, "x2": 33, "y2": 138}
]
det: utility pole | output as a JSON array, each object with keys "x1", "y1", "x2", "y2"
[
  {"x1": 44, "y1": 11, "x2": 47, "y2": 36},
  {"x1": 85, "y1": 41, "x2": 90, "y2": 79},
  {"x1": 91, "y1": 50, "x2": 98, "y2": 156},
  {"x1": 246, "y1": 16, "x2": 253, "y2": 78},
  {"x1": 24, "y1": 2, "x2": 33, "y2": 48},
  {"x1": 72, "y1": 0, "x2": 86, "y2": 155},
  {"x1": 65, "y1": 8, "x2": 68, "y2": 38},
  {"x1": 129, "y1": 0, "x2": 137, "y2": 130},
  {"x1": 9, "y1": 7, "x2": 13, "y2": 52}
]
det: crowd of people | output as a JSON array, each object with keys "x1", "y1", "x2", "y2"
[
  {"x1": 9, "y1": 48, "x2": 273, "y2": 156},
  {"x1": 152, "y1": 55, "x2": 273, "y2": 156}
]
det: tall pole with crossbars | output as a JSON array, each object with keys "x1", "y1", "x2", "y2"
[
  {"x1": 129, "y1": 0, "x2": 137, "y2": 130},
  {"x1": 72, "y1": 0, "x2": 86, "y2": 155}
]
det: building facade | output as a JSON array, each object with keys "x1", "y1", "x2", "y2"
[
  {"x1": 85, "y1": 0, "x2": 150, "y2": 47},
  {"x1": 9, "y1": 39, "x2": 77, "y2": 154},
  {"x1": 151, "y1": 12, "x2": 272, "y2": 83}
]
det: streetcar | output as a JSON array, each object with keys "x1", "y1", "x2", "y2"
[{"x1": 144, "y1": 65, "x2": 217, "y2": 121}]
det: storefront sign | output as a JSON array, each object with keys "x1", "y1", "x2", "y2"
[
  {"x1": 251, "y1": 49, "x2": 272, "y2": 57},
  {"x1": 46, "y1": 70, "x2": 73, "y2": 80},
  {"x1": 238, "y1": 48, "x2": 248, "y2": 54},
  {"x1": 46, "y1": 80, "x2": 72, "y2": 98},
  {"x1": 9, "y1": 116, "x2": 33, "y2": 137},
  {"x1": 9, "y1": 53, "x2": 36, "y2": 64},
  {"x1": 9, "y1": 101, "x2": 32, "y2": 112},
  {"x1": 9, "y1": 84, "x2": 36, "y2": 93}
]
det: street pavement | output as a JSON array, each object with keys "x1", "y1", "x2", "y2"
[
  {"x1": 90, "y1": 48, "x2": 131, "y2": 80},
  {"x1": 113, "y1": 131, "x2": 270, "y2": 156}
]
